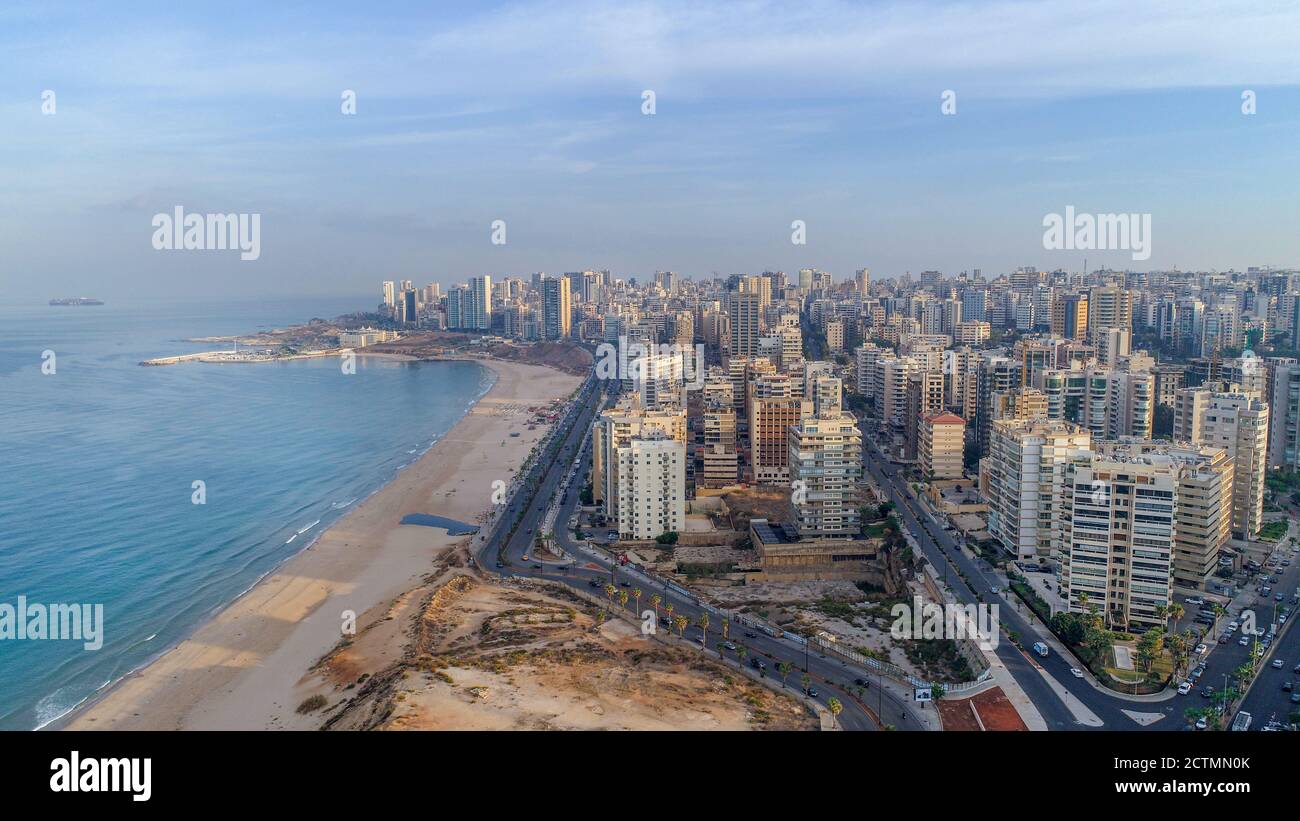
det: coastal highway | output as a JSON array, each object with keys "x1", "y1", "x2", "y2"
[{"x1": 474, "y1": 379, "x2": 924, "y2": 730}]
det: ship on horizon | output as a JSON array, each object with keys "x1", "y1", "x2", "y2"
[{"x1": 49, "y1": 297, "x2": 105, "y2": 306}]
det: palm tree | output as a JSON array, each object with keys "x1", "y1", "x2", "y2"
[
  {"x1": 1166, "y1": 603, "x2": 1184, "y2": 631},
  {"x1": 633, "y1": 588, "x2": 642, "y2": 616},
  {"x1": 827, "y1": 697, "x2": 843, "y2": 727},
  {"x1": 721, "y1": 618, "x2": 730, "y2": 641},
  {"x1": 800, "y1": 673, "x2": 811, "y2": 693},
  {"x1": 594, "y1": 611, "x2": 606, "y2": 627},
  {"x1": 650, "y1": 593, "x2": 662, "y2": 621},
  {"x1": 736, "y1": 644, "x2": 748, "y2": 669},
  {"x1": 697, "y1": 613, "x2": 710, "y2": 648},
  {"x1": 673, "y1": 615, "x2": 688, "y2": 638},
  {"x1": 665, "y1": 603, "x2": 674, "y2": 625},
  {"x1": 618, "y1": 590, "x2": 629, "y2": 611},
  {"x1": 777, "y1": 661, "x2": 793, "y2": 689},
  {"x1": 603, "y1": 584, "x2": 616, "y2": 609}
]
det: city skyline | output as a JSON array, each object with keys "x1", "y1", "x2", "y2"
[{"x1": 6, "y1": 0, "x2": 1300, "y2": 301}]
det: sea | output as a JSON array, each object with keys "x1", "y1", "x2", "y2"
[{"x1": 0, "y1": 297, "x2": 494, "y2": 730}]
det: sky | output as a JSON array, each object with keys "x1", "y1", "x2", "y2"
[{"x1": 3, "y1": 0, "x2": 1300, "y2": 302}]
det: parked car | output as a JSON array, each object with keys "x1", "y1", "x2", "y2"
[
  {"x1": 1177, "y1": 681, "x2": 1193, "y2": 695},
  {"x1": 1194, "y1": 643, "x2": 1208, "y2": 655},
  {"x1": 1239, "y1": 635, "x2": 1251, "y2": 646}
]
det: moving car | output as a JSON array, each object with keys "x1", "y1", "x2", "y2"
[
  {"x1": 1272, "y1": 658, "x2": 1285, "y2": 669},
  {"x1": 1032, "y1": 642, "x2": 1049, "y2": 657},
  {"x1": 1069, "y1": 668, "x2": 1084, "y2": 679}
]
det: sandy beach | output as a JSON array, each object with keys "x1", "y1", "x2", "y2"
[{"x1": 65, "y1": 357, "x2": 580, "y2": 730}]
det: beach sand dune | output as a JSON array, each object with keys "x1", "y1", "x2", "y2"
[{"x1": 67, "y1": 358, "x2": 579, "y2": 730}]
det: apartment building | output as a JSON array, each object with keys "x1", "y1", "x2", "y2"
[
  {"x1": 591, "y1": 399, "x2": 687, "y2": 517},
  {"x1": 920, "y1": 412, "x2": 966, "y2": 480},
  {"x1": 1173, "y1": 387, "x2": 1269, "y2": 539},
  {"x1": 1061, "y1": 441, "x2": 1231, "y2": 627},
  {"x1": 788, "y1": 410, "x2": 863, "y2": 539},
  {"x1": 614, "y1": 432, "x2": 686, "y2": 540},
  {"x1": 985, "y1": 418, "x2": 1092, "y2": 560},
  {"x1": 748, "y1": 373, "x2": 812, "y2": 483}
]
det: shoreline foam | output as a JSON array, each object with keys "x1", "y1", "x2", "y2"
[{"x1": 62, "y1": 357, "x2": 580, "y2": 730}]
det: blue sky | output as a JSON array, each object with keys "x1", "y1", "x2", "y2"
[{"x1": 3, "y1": 0, "x2": 1300, "y2": 300}]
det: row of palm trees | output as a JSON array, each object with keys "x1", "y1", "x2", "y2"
[{"x1": 595, "y1": 581, "x2": 848, "y2": 726}]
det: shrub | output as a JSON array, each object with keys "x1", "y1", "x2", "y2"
[{"x1": 295, "y1": 694, "x2": 327, "y2": 714}]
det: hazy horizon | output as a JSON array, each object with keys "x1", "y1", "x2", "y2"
[{"x1": 5, "y1": 0, "x2": 1300, "y2": 301}]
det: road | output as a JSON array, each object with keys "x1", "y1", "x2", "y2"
[
  {"x1": 473, "y1": 377, "x2": 926, "y2": 730},
  {"x1": 861, "y1": 419, "x2": 1300, "y2": 731},
  {"x1": 470, "y1": 364, "x2": 1298, "y2": 732}
]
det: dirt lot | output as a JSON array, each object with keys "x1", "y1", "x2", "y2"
[{"x1": 312, "y1": 574, "x2": 816, "y2": 731}]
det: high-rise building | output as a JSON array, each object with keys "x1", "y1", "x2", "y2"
[
  {"x1": 591, "y1": 399, "x2": 687, "y2": 517},
  {"x1": 920, "y1": 413, "x2": 966, "y2": 480},
  {"x1": 1087, "y1": 285, "x2": 1134, "y2": 336},
  {"x1": 748, "y1": 373, "x2": 811, "y2": 483},
  {"x1": 614, "y1": 432, "x2": 686, "y2": 540},
  {"x1": 985, "y1": 418, "x2": 1092, "y2": 560},
  {"x1": 904, "y1": 370, "x2": 946, "y2": 461},
  {"x1": 728, "y1": 292, "x2": 762, "y2": 358},
  {"x1": 467, "y1": 275, "x2": 492, "y2": 330},
  {"x1": 788, "y1": 409, "x2": 863, "y2": 539},
  {"x1": 1051, "y1": 292, "x2": 1089, "y2": 340},
  {"x1": 1269, "y1": 361, "x2": 1300, "y2": 470},
  {"x1": 542, "y1": 276, "x2": 572, "y2": 340},
  {"x1": 1174, "y1": 387, "x2": 1269, "y2": 539},
  {"x1": 1062, "y1": 441, "x2": 1231, "y2": 626}
]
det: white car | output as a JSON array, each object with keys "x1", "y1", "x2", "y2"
[
  {"x1": 1069, "y1": 668, "x2": 1084, "y2": 679},
  {"x1": 1177, "y1": 681, "x2": 1193, "y2": 695},
  {"x1": 1227, "y1": 621, "x2": 1239, "y2": 632},
  {"x1": 1195, "y1": 716, "x2": 1208, "y2": 730},
  {"x1": 1272, "y1": 659, "x2": 1285, "y2": 669},
  {"x1": 1194, "y1": 643, "x2": 1208, "y2": 655},
  {"x1": 1239, "y1": 635, "x2": 1251, "y2": 646}
]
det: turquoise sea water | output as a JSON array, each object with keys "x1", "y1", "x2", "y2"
[{"x1": 0, "y1": 298, "x2": 492, "y2": 729}]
